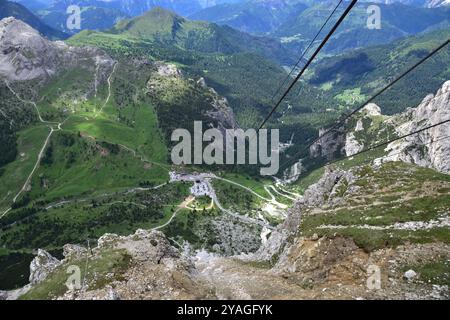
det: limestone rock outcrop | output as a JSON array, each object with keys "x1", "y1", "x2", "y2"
[
  {"x1": 29, "y1": 249, "x2": 61, "y2": 285},
  {"x1": 253, "y1": 166, "x2": 357, "y2": 262},
  {"x1": 0, "y1": 17, "x2": 114, "y2": 82},
  {"x1": 378, "y1": 80, "x2": 450, "y2": 174}
]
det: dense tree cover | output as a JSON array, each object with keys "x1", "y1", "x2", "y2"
[
  {"x1": 0, "y1": 183, "x2": 189, "y2": 250},
  {"x1": 148, "y1": 76, "x2": 219, "y2": 144},
  {"x1": 213, "y1": 180, "x2": 259, "y2": 211},
  {"x1": 0, "y1": 118, "x2": 17, "y2": 168},
  {"x1": 41, "y1": 142, "x2": 54, "y2": 166},
  {"x1": 66, "y1": 34, "x2": 335, "y2": 178},
  {"x1": 110, "y1": 7, "x2": 294, "y2": 65},
  {"x1": 310, "y1": 53, "x2": 376, "y2": 86},
  {"x1": 274, "y1": 2, "x2": 450, "y2": 54},
  {"x1": 306, "y1": 29, "x2": 450, "y2": 115},
  {"x1": 0, "y1": 84, "x2": 36, "y2": 129},
  {"x1": 57, "y1": 132, "x2": 75, "y2": 147}
]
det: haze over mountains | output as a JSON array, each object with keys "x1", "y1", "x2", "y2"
[
  {"x1": 6, "y1": 0, "x2": 245, "y2": 33},
  {"x1": 0, "y1": 0, "x2": 67, "y2": 39},
  {"x1": 11, "y1": 0, "x2": 450, "y2": 35},
  {"x1": 6, "y1": 0, "x2": 447, "y2": 58},
  {"x1": 192, "y1": 0, "x2": 450, "y2": 53},
  {"x1": 5, "y1": 0, "x2": 449, "y2": 59},
  {"x1": 0, "y1": 0, "x2": 449, "y2": 300},
  {"x1": 368, "y1": 0, "x2": 450, "y2": 7}
]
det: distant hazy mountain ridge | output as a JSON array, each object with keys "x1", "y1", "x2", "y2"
[
  {"x1": 0, "y1": 0, "x2": 67, "y2": 39},
  {"x1": 367, "y1": 0, "x2": 450, "y2": 8}
]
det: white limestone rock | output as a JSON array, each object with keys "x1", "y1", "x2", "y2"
[
  {"x1": 362, "y1": 103, "x2": 382, "y2": 117},
  {"x1": 29, "y1": 249, "x2": 61, "y2": 285},
  {"x1": 378, "y1": 81, "x2": 450, "y2": 174},
  {"x1": 345, "y1": 132, "x2": 364, "y2": 157},
  {"x1": 0, "y1": 17, "x2": 114, "y2": 82},
  {"x1": 404, "y1": 270, "x2": 417, "y2": 281},
  {"x1": 155, "y1": 62, "x2": 182, "y2": 78}
]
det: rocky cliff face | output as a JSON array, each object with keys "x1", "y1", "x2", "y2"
[
  {"x1": 283, "y1": 82, "x2": 449, "y2": 182},
  {"x1": 344, "y1": 103, "x2": 384, "y2": 157},
  {"x1": 377, "y1": 80, "x2": 450, "y2": 174},
  {"x1": 29, "y1": 249, "x2": 62, "y2": 285},
  {"x1": 342, "y1": 81, "x2": 450, "y2": 174},
  {"x1": 310, "y1": 127, "x2": 346, "y2": 161},
  {"x1": 205, "y1": 84, "x2": 238, "y2": 131},
  {"x1": 18, "y1": 229, "x2": 214, "y2": 300},
  {"x1": 63, "y1": 229, "x2": 210, "y2": 300},
  {"x1": 20, "y1": 211, "x2": 449, "y2": 300},
  {"x1": 13, "y1": 156, "x2": 450, "y2": 299},
  {"x1": 0, "y1": 17, "x2": 114, "y2": 82},
  {"x1": 247, "y1": 159, "x2": 450, "y2": 299},
  {"x1": 253, "y1": 166, "x2": 358, "y2": 262},
  {"x1": 249, "y1": 84, "x2": 450, "y2": 297},
  {"x1": 2, "y1": 18, "x2": 448, "y2": 302}
]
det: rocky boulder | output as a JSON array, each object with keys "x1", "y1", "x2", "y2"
[
  {"x1": 62, "y1": 244, "x2": 87, "y2": 260},
  {"x1": 310, "y1": 127, "x2": 346, "y2": 161},
  {"x1": 29, "y1": 249, "x2": 61, "y2": 285},
  {"x1": 155, "y1": 62, "x2": 182, "y2": 78}
]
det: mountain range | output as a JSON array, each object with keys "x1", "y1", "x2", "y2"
[
  {"x1": 192, "y1": 1, "x2": 450, "y2": 54},
  {"x1": 11, "y1": 0, "x2": 244, "y2": 33},
  {"x1": 368, "y1": 0, "x2": 450, "y2": 7},
  {"x1": 0, "y1": 0, "x2": 67, "y2": 39},
  {"x1": 0, "y1": 1, "x2": 449, "y2": 300},
  {"x1": 191, "y1": 0, "x2": 309, "y2": 34},
  {"x1": 11, "y1": 0, "x2": 450, "y2": 39},
  {"x1": 7, "y1": 0, "x2": 449, "y2": 59},
  {"x1": 276, "y1": 2, "x2": 449, "y2": 50}
]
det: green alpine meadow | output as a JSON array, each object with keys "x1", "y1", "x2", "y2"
[{"x1": 0, "y1": 0, "x2": 449, "y2": 302}]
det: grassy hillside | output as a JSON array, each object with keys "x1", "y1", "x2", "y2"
[
  {"x1": 66, "y1": 10, "x2": 292, "y2": 128},
  {"x1": 0, "y1": 125, "x2": 50, "y2": 213},
  {"x1": 1, "y1": 19, "x2": 287, "y2": 287},
  {"x1": 109, "y1": 7, "x2": 294, "y2": 65},
  {"x1": 66, "y1": 18, "x2": 450, "y2": 176},
  {"x1": 0, "y1": 62, "x2": 172, "y2": 210},
  {"x1": 0, "y1": 57, "x2": 174, "y2": 289},
  {"x1": 300, "y1": 162, "x2": 450, "y2": 252}
]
